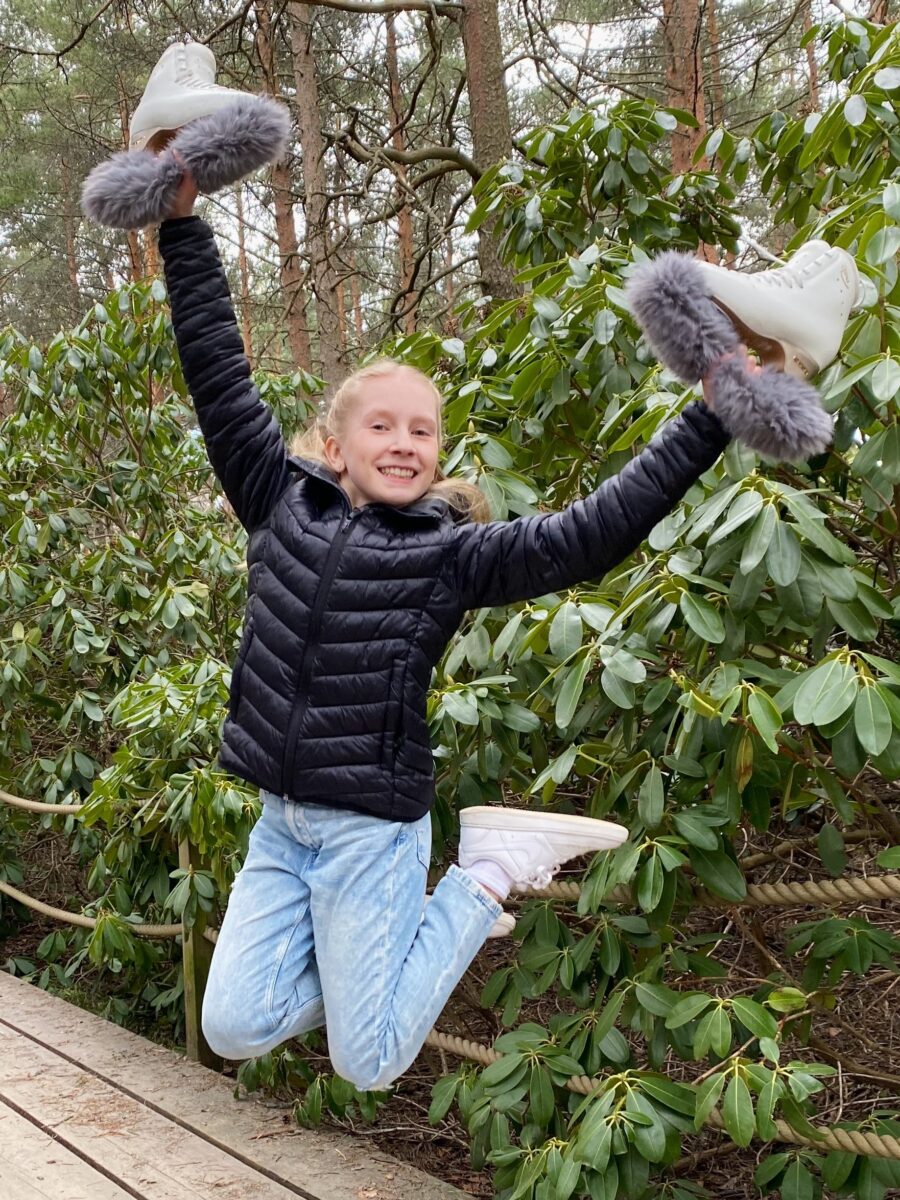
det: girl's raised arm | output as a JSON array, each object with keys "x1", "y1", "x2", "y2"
[
  {"x1": 451, "y1": 400, "x2": 730, "y2": 612},
  {"x1": 157, "y1": 215, "x2": 294, "y2": 533}
]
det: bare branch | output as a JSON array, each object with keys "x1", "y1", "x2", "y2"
[{"x1": 332, "y1": 128, "x2": 481, "y2": 181}]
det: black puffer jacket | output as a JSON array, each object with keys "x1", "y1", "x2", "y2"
[{"x1": 158, "y1": 217, "x2": 731, "y2": 822}]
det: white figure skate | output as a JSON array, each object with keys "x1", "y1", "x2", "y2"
[
  {"x1": 129, "y1": 40, "x2": 251, "y2": 152},
  {"x1": 696, "y1": 241, "x2": 860, "y2": 381}
]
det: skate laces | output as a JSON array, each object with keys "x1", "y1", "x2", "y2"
[
  {"x1": 757, "y1": 256, "x2": 823, "y2": 290},
  {"x1": 520, "y1": 863, "x2": 560, "y2": 890},
  {"x1": 173, "y1": 49, "x2": 225, "y2": 90}
]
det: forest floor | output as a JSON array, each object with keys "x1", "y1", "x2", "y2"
[{"x1": 2, "y1": 788, "x2": 899, "y2": 1198}]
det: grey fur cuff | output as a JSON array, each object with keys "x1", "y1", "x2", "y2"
[
  {"x1": 625, "y1": 251, "x2": 833, "y2": 463},
  {"x1": 81, "y1": 96, "x2": 291, "y2": 230}
]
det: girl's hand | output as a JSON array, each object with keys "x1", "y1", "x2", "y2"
[
  {"x1": 702, "y1": 344, "x2": 762, "y2": 411},
  {"x1": 164, "y1": 149, "x2": 199, "y2": 220}
]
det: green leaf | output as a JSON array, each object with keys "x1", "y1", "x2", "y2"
[
  {"x1": 638, "y1": 1075, "x2": 696, "y2": 1116},
  {"x1": 755, "y1": 1152, "x2": 791, "y2": 1187},
  {"x1": 793, "y1": 659, "x2": 857, "y2": 728},
  {"x1": 689, "y1": 846, "x2": 747, "y2": 902},
  {"x1": 666, "y1": 993, "x2": 713, "y2": 1029},
  {"x1": 748, "y1": 690, "x2": 782, "y2": 754},
  {"x1": 593, "y1": 310, "x2": 618, "y2": 345},
  {"x1": 632, "y1": 981, "x2": 674, "y2": 1018},
  {"x1": 630, "y1": 1108, "x2": 666, "y2": 1162},
  {"x1": 822, "y1": 1150, "x2": 858, "y2": 1190},
  {"x1": 555, "y1": 649, "x2": 592, "y2": 729},
  {"x1": 550, "y1": 601, "x2": 582, "y2": 659},
  {"x1": 767, "y1": 988, "x2": 807, "y2": 1014},
  {"x1": 554, "y1": 1156, "x2": 581, "y2": 1200},
  {"x1": 428, "y1": 1075, "x2": 459, "y2": 1124},
  {"x1": 706, "y1": 489, "x2": 763, "y2": 545},
  {"x1": 722, "y1": 1075, "x2": 755, "y2": 1147},
  {"x1": 672, "y1": 808, "x2": 718, "y2": 850},
  {"x1": 883, "y1": 182, "x2": 900, "y2": 221},
  {"x1": 854, "y1": 684, "x2": 892, "y2": 756},
  {"x1": 781, "y1": 1158, "x2": 814, "y2": 1200},
  {"x1": 679, "y1": 592, "x2": 725, "y2": 643},
  {"x1": 757, "y1": 1077, "x2": 781, "y2": 1139},
  {"x1": 695, "y1": 1005, "x2": 732, "y2": 1058},
  {"x1": 694, "y1": 1071, "x2": 726, "y2": 1129},
  {"x1": 844, "y1": 94, "x2": 867, "y2": 126},
  {"x1": 818, "y1": 824, "x2": 847, "y2": 877},
  {"x1": 637, "y1": 765, "x2": 664, "y2": 829},
  {"x1": 577, "y1": 1119, "x2": 612, "y2": 1173},
  {"x1": 741, "y1": 504, "x2": 777, "y2": 574},
  {"x1": 529, "y1": 1065, "x2": 555, "y2": 1127},
  {"x1": 876, "y1": 846, "x2": 900, "y2": 869},
  {"x1": 765, "y1": 519, "x2": 801, "y2": 586},
  {"x1": 871, "y1": 358, "x2": 900, "y2": 404},
  {"x1": 592, "y1": 991, "x2": 626, "y2": 1043},
  {"x1": 481, "y1": 1052, "x2": 525, "y2": 1088},
  {"x1": 731, "y1": 997, "x2": 778, "y2": 1040}
]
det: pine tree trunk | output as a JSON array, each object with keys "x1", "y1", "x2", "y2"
[
  {"x1": 706, "y1": 0, "x2": 725, "y2": 129},
  {"x1": 444, "y1": 232, "x2": 457, "y2": 334},
  {"x1": 254, "y1": 0, "x2": 312, "y2": 372},
  {"x1": 287, "y1": 1, "x2": 346, "y2": 388},
  {"x1": 458, "y1": 0, "x2": 518, "y2": 301},
  {"x1": 661, "y1": 0, "x2": 708, "y2": 173},
  {"x1": 803, "y1": 0, "x2": 820, "y2": 111},
  {"x1": 143, "y1": 229, "x2": 159, "y2": 279},
  {"x1": 235, "y1": 186, "x2": 254, "y2": 365},
  {"x1": 115, "y1": 88, "x2": 142, "y2": 281},
  {"x1": 343, "y1": 192, "x2": 364, "y2": 344},
  {"x1": 59, "y1": 157, "x2": 80, "y2": 306},
  {"x1": 386, "y1": 12, "x2": 416, "y2": 333}
]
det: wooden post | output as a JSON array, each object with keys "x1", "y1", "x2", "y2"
[{"x1": 178, "y1": 838, "x2": 222, "y2": 1069}]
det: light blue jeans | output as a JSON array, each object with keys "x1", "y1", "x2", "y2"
[{"x1": 201, "y1": 791, "x2": 502, "y2": 1090}]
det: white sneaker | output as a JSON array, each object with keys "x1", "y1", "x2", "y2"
[
  {"x1": 459, "y1": 807, "x2": 628, "y2": 893},
  {"x1": 129, "y1": 40, "x2": 252, "y2": 151},
  {"x1": 695, "y1": 241, "x2": 860, "y2": 381},
  {"x1": 422, "y1": 894, "x2": 515, "y2": 938}
]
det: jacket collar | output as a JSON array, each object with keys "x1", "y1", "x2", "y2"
[{"x1": 287, "y1": 455, "x2": 449, "y2": 522}]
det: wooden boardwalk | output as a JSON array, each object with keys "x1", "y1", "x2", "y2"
[{"x1": 0, "y1": 973, "x2": 464, "y2": 1200}]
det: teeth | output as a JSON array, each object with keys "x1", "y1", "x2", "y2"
[{"x1": 380, "y1": 467, "x2": 415, "y2": 478}]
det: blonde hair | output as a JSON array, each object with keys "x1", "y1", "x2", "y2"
[{"x1": 289, "y1": 359, "x2": 492, "y2": 523}]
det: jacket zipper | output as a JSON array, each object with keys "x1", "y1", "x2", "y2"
[{"x1": 281, "y1": 506, "x2": 358, "y2": 796}]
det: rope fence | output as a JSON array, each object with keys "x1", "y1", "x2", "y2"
[
  {"x1": 4, "y1": 864, "x2": 898, "y2": 938},
  {"x1": 3, "y1": 785, "x2": 899, "y2": 1163},
  {"x1": 423, "y1": 1030, "x2": 900, "y2": 1161}
]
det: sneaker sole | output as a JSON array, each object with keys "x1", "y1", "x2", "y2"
[{"x1": 459, "y1": 807, "x2": 628, "y2": 850}]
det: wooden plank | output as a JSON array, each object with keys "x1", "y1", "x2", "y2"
[
  {"x1": 0, "y1": 1023, "x2": 301, "y2": 1200},
  {"x1": 0, "y1": 974, "x2": 464, "y2": 1200},
  {"x1": 0, "y1": 1100, "x2": 137, "y2": 1200}
]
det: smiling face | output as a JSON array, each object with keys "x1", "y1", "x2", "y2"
[{"x1": 322, "y1": 371, "x2": 441, "y2": 509}]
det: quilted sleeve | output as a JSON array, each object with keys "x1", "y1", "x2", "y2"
[
  {"x1": 451, "y1": 402, "x2": 730, "y2": 611},
  {"x1": 158, "y1": 216, "x2": 293, "y2": 533}
]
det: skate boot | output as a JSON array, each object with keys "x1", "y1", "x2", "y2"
[
  {"x1": 82, "y1": 41, "x2": 290, "y2": 230},
  {"x1": 459, "y1": 807, "x2": 628, "y2": 895},
  {"x1": 129, "y1": 40, "x2": 251, "y2": 152},
  {"x1": 695, "y1": 241, "x2": 860, "y2": 381}
]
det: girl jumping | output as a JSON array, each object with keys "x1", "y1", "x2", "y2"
[{"x1": 158, "y1": 167, "x2": 741, "y2": 1091}]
